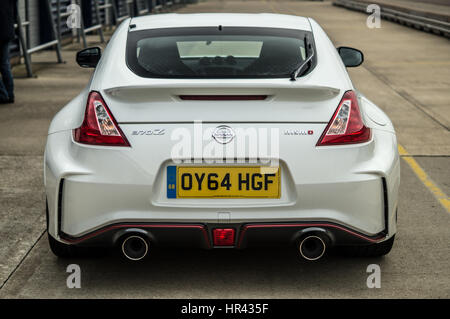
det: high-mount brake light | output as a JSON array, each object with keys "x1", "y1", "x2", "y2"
[
  {"x1": 179, "y1": 95, "x2": 267, "y2": 101},
  {"x1": 73, "y1": 91, "x2": 130, "y2": 146},
  {"x1": 316, "y1": 90, "x2": 371, "y2": 146}
]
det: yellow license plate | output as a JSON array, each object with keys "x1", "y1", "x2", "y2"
[{"x1": 167, "y1": 166, "x2": 280, "y2": 198}]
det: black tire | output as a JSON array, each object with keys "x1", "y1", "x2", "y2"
[
  {"x1": 45, "y1": 201, "x2": 104, "y2": 258},
  {"x1": 48, "y1": 234, "x2": 76, "y2": 258},
  {"x1": 339, "y1": 235, "x2": 395, "y2": 257}
]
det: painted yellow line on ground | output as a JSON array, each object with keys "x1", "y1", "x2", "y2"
[{"x1": 399, "y1": 144, "x2": 450, "y2": 213}]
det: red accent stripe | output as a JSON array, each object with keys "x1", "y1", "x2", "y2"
[
  {"x1": 62, "y1": 224, "x2": 210, "y2": 248},
  {"x1": 61, "y1": 222, "x2": 383, "y2": 250},
  {"x1": 179, "y1": 95, "x2": 267, "y2": 101},
  {"x1": 237, "y1": 223, "x2": 385, "y2": 248}
]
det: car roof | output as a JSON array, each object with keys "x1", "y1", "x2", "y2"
[{"x1": 129, "y1": 13, "x2": 312, "y2": 32}]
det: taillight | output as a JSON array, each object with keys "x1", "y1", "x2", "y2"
[
  {"x1": 73, "y1": 91, "x2": 130, "y2": 147},
  {"x1": 316, "y1": 90, "x2": 371, "y2": 146}
]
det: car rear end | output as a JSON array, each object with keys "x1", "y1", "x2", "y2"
[{"x1": 44, "y1": 14, "x2": 399, "y2": 260}]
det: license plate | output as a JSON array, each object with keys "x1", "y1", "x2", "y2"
[{"x1": 167, "y1": 166, "x2": 280, "y2": 198}]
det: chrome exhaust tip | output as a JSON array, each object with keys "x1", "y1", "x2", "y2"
[
  {"x1": 121, "y1": 235, "x2": 149, "y2": 261},
  {"x1": 299, "y1": 235, "x2": 326, "y2": 261}
]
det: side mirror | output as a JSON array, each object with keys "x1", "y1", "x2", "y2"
[
  {"x1": 76, "y1": 47, "x2": 102, "y2": 68},
  {"x1": 337, "y1": 47, "x2": 364, "y2": 67}
]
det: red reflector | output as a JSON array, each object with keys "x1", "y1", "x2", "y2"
[
  {"x1": 179, "y1": 95, "x2": 267, "y2": 101},
  {"x1": 213, "y1": 228, "x2": 235, "y2": 246}
]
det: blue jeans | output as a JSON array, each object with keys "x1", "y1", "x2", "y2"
[{"x1": 0, "y1": 41, "x2": 14, "y2": 102}]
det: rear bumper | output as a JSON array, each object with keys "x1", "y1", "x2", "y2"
[
  {"x1": 45, "y1": 127, "x2": 400, "y2": 245},
  {"x1": 59, "y1": 221, "x2": 388, "y2": 249}
]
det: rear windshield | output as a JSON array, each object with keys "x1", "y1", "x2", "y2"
[{"x1": 126, "y1": 27, "x2": 316, "y2": 79}]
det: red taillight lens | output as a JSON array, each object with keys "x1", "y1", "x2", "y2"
[
  {"x1": 73, "y1": 91, "x2": 130, "y2": 147},
  {"x1": 316, "y1": 90, "x2": 371, "y2": 146},
  {"x1": 213, "y1": 228, "x2": 235, "y2": 246}
]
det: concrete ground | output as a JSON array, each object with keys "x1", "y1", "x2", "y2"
[{"x1": 0, "y1": 0, "x2": 449, "y2": 298}]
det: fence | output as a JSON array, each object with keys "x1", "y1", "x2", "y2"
[
  {"x1": 333, "y1": 0, "x2": 450, "y2": 38},
  {"x1": 11, "y1": 0, "x2": 195, "y2": 77}
]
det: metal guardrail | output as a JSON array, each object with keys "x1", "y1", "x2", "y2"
[
  {"x1": 15, "y1": 0, "x2": 64, "y2": 77},
  {"x1": 76, "y1": 0, "x2": 105, "y2": 48},
  {"x1": 136, "y1": 0, "x2": 150, "y2": 16},
  {"x1": 115, "y1": 0, "x2": 134, "y2": 23},
  {"x1": 333, "y1": 0, "x2": 450, "y2": 38},
  {"x1": 13, "y1": 0, "x2": 194, "y2": 77},
  {"x1": 71, "y1": 0, "x2": 194, "y2": 47},
  {"x1": 56, "y1": 1, "x2": 71, "y2": 45}
]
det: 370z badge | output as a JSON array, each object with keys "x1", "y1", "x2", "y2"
[{"x1": 131, "y1": 129, "x2": 166, "y2": 136}]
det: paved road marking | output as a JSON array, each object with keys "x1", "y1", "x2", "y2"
[
  {"x1": 399, "y1": 145, "x2": 450, "y2": 213},
  {"x1": 0, "y1": 230, "x2": 46, "y2": 290}
]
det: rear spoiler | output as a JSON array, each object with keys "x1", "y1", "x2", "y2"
[{"x1": 103, "y1": 82, "x2": 341, "y2": 102}]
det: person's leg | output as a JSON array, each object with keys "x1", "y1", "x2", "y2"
[
  {"x1": 0, "y1": 42, "x2": 10, "y2": 103},
  {"x1": 0, "y1": 41, "x2": 14, "y2": 102}
]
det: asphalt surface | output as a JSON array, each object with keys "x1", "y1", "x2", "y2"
[{"x1": 0, "y1": 0, "x2": 449, "y2": 298}]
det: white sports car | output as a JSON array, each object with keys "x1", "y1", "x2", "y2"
[{"x1": 44, "y1": 13, "x2": 400, "y2": 261}]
